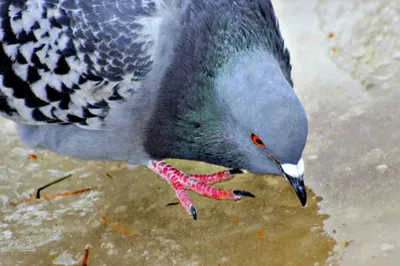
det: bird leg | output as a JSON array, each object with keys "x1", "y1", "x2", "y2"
[{"x1": 147, "y1": 160, "x2": 255, "y2": 220}]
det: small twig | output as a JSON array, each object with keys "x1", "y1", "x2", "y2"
[
  {"x1": 82, "y1": 245, "x2": 90, "y2": 266},
  {"x1": 39, "y1": 187, "x2": 96, "y2": 200},
  {"x1": 36, "y1": 174, "x2": 73, "y2": 199}
]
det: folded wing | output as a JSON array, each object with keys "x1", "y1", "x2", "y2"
[{"x1": 0, "y1": 0, "x2": 159, "y2": 129}]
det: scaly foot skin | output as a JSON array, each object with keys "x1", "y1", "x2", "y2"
[{"x1": 147, "y1": 160, "x2": 255, "y2": 220}]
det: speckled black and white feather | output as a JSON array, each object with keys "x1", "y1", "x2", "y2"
[{"x1": 0, "y1": 0, "x2": 158, "y2": 128}]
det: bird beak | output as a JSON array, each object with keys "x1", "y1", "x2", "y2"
[
  {"x1": 285, "y1": 174, "x2": 307, "y2": 206},
  {"x1": 281, "y1": 158, "x2": 307, "y2": 206}
]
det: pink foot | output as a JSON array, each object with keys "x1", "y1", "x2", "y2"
[{"x1": 147, "y1": 160, "x2": 254, "y2": 220}]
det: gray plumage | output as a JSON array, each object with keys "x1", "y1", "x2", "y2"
[{"x1": 0, "y1": 0, "x2": 308, "y2": 181}]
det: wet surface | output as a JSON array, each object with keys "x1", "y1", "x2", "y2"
[{"x1": 0, "y1": 125, "x2": 335, "y2": 265}]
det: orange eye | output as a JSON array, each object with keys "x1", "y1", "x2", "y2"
[{"x1": 251, "y1": 133, "x2": 265, "y2": 147}]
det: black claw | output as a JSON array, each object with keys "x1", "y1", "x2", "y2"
[
  {"x1": 229, "y1": 168, "x2": 243, "y2": 175},
  {"x1": 190, "y1": 205, "x2": 197, "y2": 220},
  {"x1": 233, "y1": 190, "x2": 255, "y2": 198},
  {"x1": 166, "y1": 202, "x2": 180, "y2": 207}
]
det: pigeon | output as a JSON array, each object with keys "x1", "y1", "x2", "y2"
[{"x1": 0, "y1": 0, "x2": 308, "y2": 220}]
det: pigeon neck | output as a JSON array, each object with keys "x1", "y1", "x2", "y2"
[{"x1": 143, "y1": 1, "x2": 292, "y2": 164}]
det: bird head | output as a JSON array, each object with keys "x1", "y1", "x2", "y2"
[{"x1": 212, "y1": 49, "x2": 308, "y2": 205}]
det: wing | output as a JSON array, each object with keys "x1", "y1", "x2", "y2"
[{"x1": 0, "y1": 0, "x2": 159, "y2": 128}]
